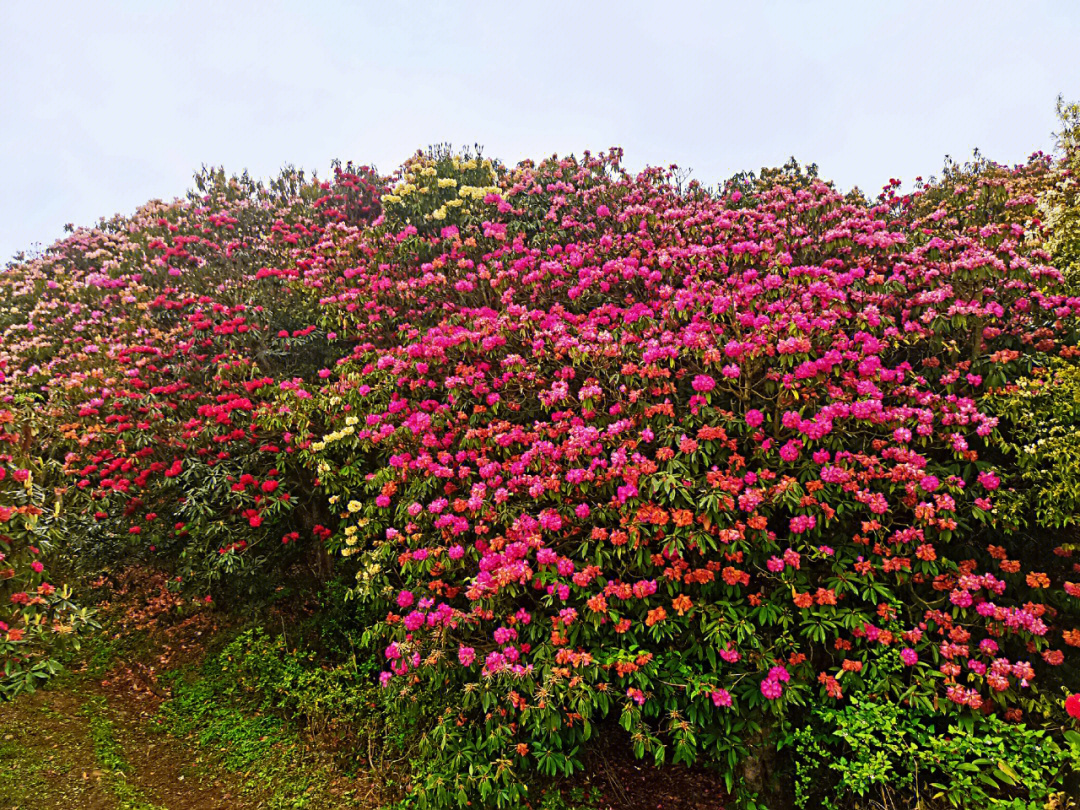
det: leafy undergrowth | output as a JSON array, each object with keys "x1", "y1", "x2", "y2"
[{"x1": 153, "y1": 663, "x2": 374, "y2": 809}]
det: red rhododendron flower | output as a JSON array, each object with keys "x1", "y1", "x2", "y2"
[{"x1": 1066, "y1": 694, "x2": 1080, "y2": 720}]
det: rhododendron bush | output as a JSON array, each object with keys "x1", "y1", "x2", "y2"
[
  {"x1": 0, "y1": 163, "x2": 382, "y2": 592},
  {"x1": 4, "y1": 130, "x2": 1080, "y2": 806}
]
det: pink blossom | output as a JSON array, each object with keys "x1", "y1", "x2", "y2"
[
  {"x1": 760, "y1": 678, "x2": 783, "y2": 700},
  {"x1": 691, "y1": 374, "x2": 716, "y2": 393}
]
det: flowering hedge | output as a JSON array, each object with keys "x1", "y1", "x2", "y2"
[{"x1": 4, "y1": 132, "x2": 1080, "y2": 805}]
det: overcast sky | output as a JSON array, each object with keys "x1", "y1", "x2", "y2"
[{"x1": 2, "y1": 0, "x2": 1078, "y2": 260}]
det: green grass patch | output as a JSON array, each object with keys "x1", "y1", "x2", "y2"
[
  {"x1": 82, "y1": 694, "x2": 128, "y2": 773},
  {"x1": 81, "y1": 693, "x2": 166, "y2": 810}
]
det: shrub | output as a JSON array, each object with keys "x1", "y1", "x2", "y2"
[
  {"x1": 791, "y1": 696, "x2": 1080, "y2": 809},
  {"x1": 217, "y1": 627, "x2": 377, "y2": 743},
  {"x1": 0, "y1": 166, "x2": 379, "y2": 593},
  {"x1": 986, "y1": 360, "x2": 1080, "y2": 530},
  {"x1": 1044, "y1": 97, "x2": 1080, "y2": 289}
]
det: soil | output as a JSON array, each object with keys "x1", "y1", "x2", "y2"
[{"x1": 573, "y1": 732, "x2": 733, "y2": 810}]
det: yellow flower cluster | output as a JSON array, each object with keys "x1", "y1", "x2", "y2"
[
  {"x1": 341, "y1": 519, "x2": 369, "y2": 557},
  {"x1": 457, "y1": 185, "x2": 501, "y2": 200},
  {"x1": 309, "y1": 416, "x2": 358, "y2": 452},
  {"x1": 382, "y1": 156, "x2": 501, "y2": 210},
  {"x1": 456, "y1": 158, "x2": 493, "y2": 172},
  {"x1": 354, "y1": 558, "x2": 381, "y2": 584}
]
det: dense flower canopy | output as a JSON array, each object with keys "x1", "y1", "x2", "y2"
[{"x1": 3, "y1": 144, "x2": 1080, "y2": 806}]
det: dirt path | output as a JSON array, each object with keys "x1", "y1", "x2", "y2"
[{"x1": 0, "y1": 682, "x2": 253, "y2": 810}]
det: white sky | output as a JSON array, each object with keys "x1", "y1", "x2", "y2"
[{"x1": 2, "y1": 0, "x2": 1078, "y2": 260}]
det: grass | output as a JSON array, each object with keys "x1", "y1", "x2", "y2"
[
  {"x1": 0, "y1": 730, "x2": 51, "y2": 800},
  {"x1": 3, "y1": 562, "x2": 376, "y2": 808},
  {"x1": 0, "y1": 644, "x2": 359, "y2": 810}
]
